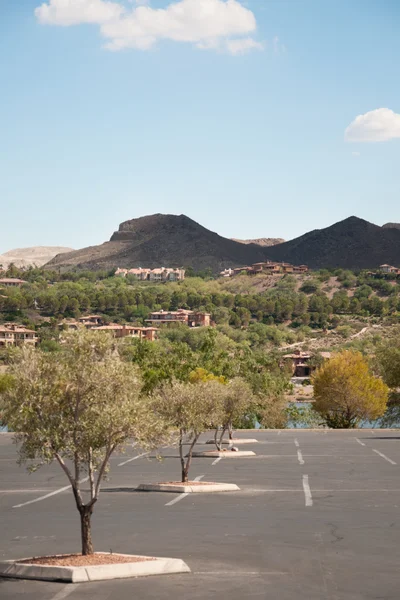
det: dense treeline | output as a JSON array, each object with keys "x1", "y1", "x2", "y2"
[{"x1": 1, "y1": 265, "x2": 400, "y2": 337}]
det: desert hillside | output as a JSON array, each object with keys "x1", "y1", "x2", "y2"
[{"x1": 0, "y1": 246, "x2": 73, "y2": 269}]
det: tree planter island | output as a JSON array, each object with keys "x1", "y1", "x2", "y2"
[
  {"x1": 0, "y1": 330, "x2": 189, "y2": 583},
  {"x1": 192, "y1": 449, "x2": 256, "y2": 458},
  {"x1": 143, "y1": 379, "x2": 241, "y2": 492},
  {"x1": 0, "y1": 553, "x2": 190, "y2": 583}
]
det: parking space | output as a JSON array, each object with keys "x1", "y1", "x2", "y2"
[{"x1": 1, "y1": 430, "x2": 400, "y2": 599}]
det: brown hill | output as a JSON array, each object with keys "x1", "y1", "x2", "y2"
[
  {"x1": 382, "y1": 223, "x2": 400, "y2": 230},
  {"x1": 232, "y1": 237, "x2": 285, "y2": 246},
  {"x1": 45, "y1": 214, "x2": 400, "y2": 273},
  {"x1": 264, "y1": 216, "x2": 400, "y2": 269},
  {"x1": 45, "y1": 214, "x2": 269, "y2": 272}
]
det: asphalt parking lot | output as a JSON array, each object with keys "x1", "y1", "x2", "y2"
[{"x1": 1, "y1": 429, "x2": 400, "y2": 600}]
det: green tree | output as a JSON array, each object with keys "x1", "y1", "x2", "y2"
[
  {"x1": 152, "y1": 379, "x2": 224, "y2": 483},
  {"x1": 313, "y1": 351, "x2": 388, "y2": 428},
  {"x1": 0, "y1": 330, "x2": 164, "y2": 555},
  {"x1": 213, "y1": 378, "x2": 255, "y2": 449}
]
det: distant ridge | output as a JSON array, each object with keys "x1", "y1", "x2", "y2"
[
  {"x1": 232, "y1": 237, "x2": 285, "y2": 247},
  {"x1": 0, "y1": 246, "x2": 73, "y2": 269},
  {"x1": 382, "y1": 223, "x2": 400, "y2": 230},
  {"x1": 265, "y1": 216, "x2": 400, "y2": 269},
  {"x1": 44, "y1": 214, "x2": 400, "y2": 272}
]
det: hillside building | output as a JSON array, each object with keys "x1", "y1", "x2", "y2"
[
  {"x1": 379, "y1": 264, "x2": 400, "y2": 274},
  {"x1": 222, "y1": 262, "x2": 308, "y2": 277},
  {"x1": 0, "y1": 278, "x2": 26, "y2": 288},
  {"x1": 0, "y1": 324, "x2": 38, "y2": 347},
  {"x1": 146, "y1": 309, "x2": 211, "y2": 328},
  {"x1": 115, "y1": 267, "x2": 185, "y2": 282},
  {"x1": 283, "y1": 350, "x2": 331, "y2": 378},
  {"x1": 92, "y1": 324, "x2": 158, "y2": 342}
]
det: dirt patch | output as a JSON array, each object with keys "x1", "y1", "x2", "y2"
[{"x1": 20, "y1": 554, "x2": 156, "y2": 567}]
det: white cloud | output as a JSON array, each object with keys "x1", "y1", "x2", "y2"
[
  {"x1": 352, "y1": 151, "x2": 360, "y2": 157},
  {"x1": 345, "y1": 108, "x2": 400, "y2": 143},
  {"x1": 35, "y1": 0, "x2": 262, "y2": 54},
  {"x1": 225, "y1": 37, "x2": 263, "y2": 55},
  {"x1": 272, "y1": 35, "x2": 285, "y2": 54},
  {"x1": 35, "y1": 0, "x2": 124, "y2": 26}
]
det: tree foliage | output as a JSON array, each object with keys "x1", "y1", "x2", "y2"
[
  {"x1": 313, "y1": 351, "x2": 389, "y2": 428},
  {"x1": 152, "y1": 379, "x2": 224, "y2": 483},
  {"x1": 0, "y1": 330, "x2": 165, "y2": 555}
]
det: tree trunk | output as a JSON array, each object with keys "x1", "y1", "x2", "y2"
[
  {"x1": 80, "y1": 506, "x2": 94, "y2": 555},
  {"x1": 218, "y1": 426, "x2": 227, "y2": 451},
  {"x1": 179, "y1": 430, "x2": 187, "y2": 483},
  {"x1": 228, "y1": 422, "x2": 233, "y2": 440},
  {"x1": 214, "y1": 427, "x2": 220, "y2": 451},
  {"x1": 182, "y1": 434, "x2": 200, "y2": 483}
]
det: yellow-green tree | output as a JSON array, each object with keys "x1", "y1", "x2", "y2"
[{"x1": 313, "y1": 351, "x2": 388, "y2": 428}]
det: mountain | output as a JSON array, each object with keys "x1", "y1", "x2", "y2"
[
  {"x1": 232, "y1": 237, "x2": 285, "y2": 247},
  {"x1": 45, "y1": 214, "x2": 269, "y2": 272},
  {"x1": 44, "y1": 214, "x2": 400, "y2": 273},
  {"x1": 382, "y1": 223, "x2": 400, "y2": 231},
  {"x1": 0, "y1": 246, "x2": 73, "y2": 269},
  {"x1": 264, "y1": 217, "x2": 400, "y2": 269}
]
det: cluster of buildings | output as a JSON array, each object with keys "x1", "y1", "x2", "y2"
[
  {"x1": 60, "y1": 315, "x2": 159, "y2": 341},
  {"x1": 115, "y1": 267, "x2": 185, "y2": 282},
  {"x1": 146, "y1": 309, "x2": 211, "y2": 328},
  {"x1": 0, "y1": 323, "x2": 38, "y2": 347},
  {"x1": 220, "y1": 261, "x2": 309, "y2": 278},
  {"x1": 60, "y1": 309, "x2": 211, "y2": 341},
  {"x1": 377, "y1": 264, "x2": 400, "y2": 275}
]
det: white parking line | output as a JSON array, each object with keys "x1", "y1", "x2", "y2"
[
  {"x1": 50, "y1": 584, "x2": 80, "y2": 600},
  {"x1": 212, "y1": 457, "x2": 222, "y2": 466},
  {"x1": 13, "y1": 478, "x2": 89, "y2": 509},
  {"x1": 118, "y1": 452, "x2": 150, "y2": 467},
  {"x1": 355, "y1": 438, "x2": 366, "y2": 446},
  {"x1": 294, "y1": 439, "x2": 300, "y2": 448},
  {"x1": 297, "y1": 450, "x2": 305, "y2": 465},
  {"x1": 302, "y1": 475, "x2": 313, "y2": 507},
  {"x1": 165, "y1": 475, "x2": 204, "y2": 506},
  {"x1": 372, "y1": 449, "x2": 397, "y2": 465}
]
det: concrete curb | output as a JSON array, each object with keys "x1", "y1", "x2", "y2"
[
  {"x1": 206, "y1": 439, "x2": 258, "y2": 445},
  {"x1": 0, "y1": 553, "x2": 190, "y2": 583},
  {"x1": 192, "y1": 450, "x2": 256, "y2": 458},
  {"x1": 137, "y1": 483, "x2": 240, "y2": 493}
]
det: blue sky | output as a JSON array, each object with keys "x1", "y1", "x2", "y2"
[{"x1": 1, "y1": 0, "x2": 399, "y2": 253}]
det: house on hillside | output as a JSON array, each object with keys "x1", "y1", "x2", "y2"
[
  {"x1": 92, "y1": 324, "x2": 158, "y2": 342},
  {"x1": 379, "y1": 264, "x2": 400, "y2": 274},
  {"x1": 0, "y1": 278, "x2": 26, "y2": 288},
  {"x1": 0, "y1": 324, "x2": 38, "y2": 347},
  {"x1": 283, "y1": 350, "x2": 331, "y2": 378},
  {"x1": 78, "y1": 315, "x2": 103, "y2": 328},
  {"x1": 222, "y1": 261, "x2": 309, "y2": 277},
  {"x1": 220, "y1": 268, "x2": 234, "y2": 278},
  {"x1": 146, "y1": 309, "x2": 211, "y2": 328},
  {"x1": 115, "y1": 267, "x2": 185, "y2": 281}
]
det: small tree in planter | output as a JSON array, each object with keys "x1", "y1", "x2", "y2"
[
  {"x1": 152, "y1": 379, "x2": 224, "y2": 483},
  {"x1": 212, "y1": 378, "x2": 255, "y2": 450},
  {"x1": 0, "y1": 330, "x2": 165, "y2": 556}
]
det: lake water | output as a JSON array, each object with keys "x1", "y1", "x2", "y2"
[{"x1": 286, "y1": 402, "x2": 400, "y2": 429}]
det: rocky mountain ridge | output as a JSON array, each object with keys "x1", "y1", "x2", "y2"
[{"x1": 44, "y1": 214, "x2": 400, "y2": 272}]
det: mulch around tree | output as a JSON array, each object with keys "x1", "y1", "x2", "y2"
[{"x1": 19, "y1": 554, "x2": 156, "y2": 567}]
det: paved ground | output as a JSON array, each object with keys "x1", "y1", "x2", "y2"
[{"x1": 1, "y1": 429, "x2": 400, "y2": 600}]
